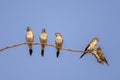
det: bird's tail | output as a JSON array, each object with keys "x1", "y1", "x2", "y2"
[
  {"x1": 56, "y1": 50, "x2": 60, "y2": 58},
  {"x1": 104, "y1": 58, "x2": 109, "y2": 66},
  {"x1": 29, "y1": 45, "x2": 33, "y2": 56},
  {"x1": 29, "y1": 49, "x2": 33, "y2": 56},
  {"x1": 41, "y1": 49, "x2": 44, "y2": 57},
  {"x1": 41, "y1": 46, "x2": 45, "y2": 57},
  {"x1": 80, "y1": 53, "x2": 86, "y2": 58}
]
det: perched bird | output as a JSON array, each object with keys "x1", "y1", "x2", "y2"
[
  {"x1": 80, "y1": 37, "x2": 99, "y2": 58},
  {"x1": 40, "y1": 28, "x2": 48, "y2": 57},
  {"x1": 90, "y1": 46, "x2": 103, "y2": 63},
  {"x1": 55, "y1": 32, "x2": 63, "y2": 58},
  {"x1": 95, "y1": 47, "x2": 109, "y2": 65},
  {"x1": 26, "y1": 27, "x2": 34, "y2": 56}
]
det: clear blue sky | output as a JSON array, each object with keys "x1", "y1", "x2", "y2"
[{"x1": 0, "y1": 0, "x2": 120, "y2": 80}]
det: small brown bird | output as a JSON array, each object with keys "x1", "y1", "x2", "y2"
[
  {"x1": 80, "y1": 37, "x2": 99, "y2": 58},
  {"x1": 55, "y1": 32, "x2": 63, "y2": 58},
  {"x1": 95, "y1": 47, "x2": 109, "y2": 65},
  {"x1": 26, "y1": 27, "x2": 34, "y2": 56},
  {"x1": 40, "y1": 28, "x2": 48, "y2": 57},
  {"x1": 90, "y1": 46, "x2": 103, "y2": 63}
]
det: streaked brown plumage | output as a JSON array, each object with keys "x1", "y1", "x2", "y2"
[
  {"x1": 26, "y1": 27, "x2": 34, "y2": 56},
  {"x1": 40, "y1": 28, "x2": 48, "y2": 57},
  {"x1": 96, "y1": 47, "x2": 109, "y2": 65},
  {"x1": 55, "y1": 32, "x2": 63, "y2": 58},
  {"x1": 80, "y1": 37, "x2": 99, "y2": 58}
]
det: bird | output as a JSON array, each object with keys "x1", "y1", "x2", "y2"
[
  {"x1": 26, "y1": 27, "x2": 34, "y2": 56},
  {"x1": 39, "y1": 28, "x2": 48, "y2": 57},
  {"x1": 55, "y1": 32, "x2": 63, "y2": 58},
  {"x1": 90, "y1": 46, "x2": 103, "y2": 63},
  {"x1": 80, "y1": 37, "x2": 99, "y2": 58},
  {"x1": 96, "y1": 47, "x2": 109, "y2": 65}
]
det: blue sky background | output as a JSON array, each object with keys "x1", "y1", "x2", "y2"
[{"x1": 0, "y1": 0, "x2": 120, "y2": 80}]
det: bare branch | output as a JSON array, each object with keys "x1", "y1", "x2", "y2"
[
  {"x1": 0, "y1": 42, "x2": 26, "y2": 52},
  {"x1": 0, "y1": 42, "x2": 86, "y2": 53}
]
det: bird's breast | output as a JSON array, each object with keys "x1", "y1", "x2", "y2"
[
  {"x1": 40, "y1": 35, "x2": 47, "y2": 40},
  {"x1": 56, "y1": 38, "x2": 62, "y2": 43},
  {"x1": 26, "y1": 32, "x2": 34, "y2": 42}
]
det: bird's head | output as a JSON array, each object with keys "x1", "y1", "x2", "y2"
[
  {"x1": 27, "y1": 27, "x2": 32, "y2": 31},
  {"x1": 97, "y1": 46, "x2": 103, "y2": 55},
  {"x1": 42, "y1": 28, "x2": 46, "y2": 33},
  {"x1": 97, "y1": 47, "x2": 101, "y2": 50},
  {"x1": 55, "y1": 32, "x2": 62, "y2": 37},
  {"x1": 93, "y1": 37, "x2": 99, "y2": 42}
]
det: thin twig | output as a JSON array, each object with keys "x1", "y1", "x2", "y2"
[
  {"x1": 0, "y1": 42, "x2": 25, "y2": 52},
  {"x1": 0, "y1": 42, "x2": 87, "y2": 53}
]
